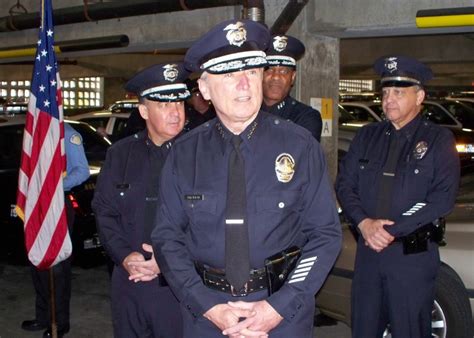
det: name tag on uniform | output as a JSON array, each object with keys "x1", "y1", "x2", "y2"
[
  {"x1": 184, "y1": 194, "x2": 203, "y2": 201},
  {"x1": 116, "y1": 183, "x2": 130, "y2": 190}
]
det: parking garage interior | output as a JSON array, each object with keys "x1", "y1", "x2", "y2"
[{"x1": 0, "y1": 1, "x2": 473, "y2": 337}]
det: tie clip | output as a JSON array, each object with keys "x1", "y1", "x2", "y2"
[
  {"x1": 383, "y1": 172, "x2": 395, "y2": 177},
  {"x1": 225, "y1": 219, "x2": 244, "y2": 224}
]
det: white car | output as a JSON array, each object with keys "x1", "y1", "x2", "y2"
[{"x1": 69, "y1": 99, "x2": 139, "y2": 138}]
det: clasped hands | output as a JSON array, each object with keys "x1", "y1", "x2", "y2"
[
  {"x1": 123, "y1": 243, "x2": 160, "y2": 283},
  {"x1": 204, "y1": 300, "x2": 283, "y2": 337},
  {"x1": 358, "y1": 218, "x2": 395, "y2": 252}
]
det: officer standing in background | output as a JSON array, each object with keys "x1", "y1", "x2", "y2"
[
  {"x1": 22, "y1": 123, "x2": 90, "y2": 338},
  {"x1": 183, "y1": 78, "x2": 216, "y2": 132},
  {"x1": 262, "y1": 35, "x2": 322, "y2": 141},
  {"x1": 92, "y1": 63, "x2": 189, "y2": 338},
  {"x1": 336, "y1": 56, "x2": 460, "y2": 338},
  {"x1": 151, "y1": 20, "x2": 341, "y2": 338}
]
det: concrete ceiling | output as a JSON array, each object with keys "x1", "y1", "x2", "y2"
[{"x1": 0, "y1": 0, "x2": 473, "y2": 89}]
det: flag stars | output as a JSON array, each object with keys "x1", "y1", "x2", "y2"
[
  {"x1": 36, "y1": 55, "x2": 41, "y2": 61},
  {"x1": 39, "y1": 85, "x2": 45, "y2": 92},
  {"x1": 46, "y1": 29, "x2": 53, "y2": 37},
  {"x1": 46, "y1": 65, "x2": 52, "y2": 72},
  {"x1": 50, "y1": 79, "x2": 57, "y2": 87},
  {"x1": 44, "y1": 100, "x2": 50, "y2": 108},
  {"x1": 37, "y1": 39, "x2": 42, "y2": 46}
]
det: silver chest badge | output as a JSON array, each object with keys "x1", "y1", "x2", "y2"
[
  {"x1": 275, "y1": 153, "x2": 295, "y2": 183},
  {"x1": 163, "y1": 64, "x2": 179, "y2": 82},
  {"x1": 384, "y1": 57, "x2": 398, "y2": 73},
  {"x1": 273, "y1": 36, "x2": 288, "y2": 52},
  {"x1": 224, "y1": 21, "x2": 247, "y2": 47},
  {"x1": 413, "y1": 141, "x2": 428, "y2": 160}
]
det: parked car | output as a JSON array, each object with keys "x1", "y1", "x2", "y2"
[
  {"x1": 1, "y1": 101, "x2": 29, "y2": 116},
  {"x1": 445, "y1": 97, "x2": 474, "y2": 116},
  {"x1": 0, "y1": 116, "x2": 111, "y2": 267},
  {"x1": 68, "y1": 99, "x2": 139, "y2": 140},
  {"x1": 316, "y1": 173, "x2": 474, "y2": 338},
  {"x1": 341, "y1": 101, "x2": 474, "y2": 173}
]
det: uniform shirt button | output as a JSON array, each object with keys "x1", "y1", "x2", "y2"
[
  {"x1": 360, "y1": 165, "x2": 365, "y2": 169},
  {"x1": 120, "y1": 192, "x2": 124, "y2": 196},
  {"x1": 278, "y1": 202, "x2": 285, "y2": 208},
  {"x1": 414, "y1": 169, "x2": 419, "y2": 174},
  {"x1": 274, "y1": 119, "x2": 280, "y2": 125}
]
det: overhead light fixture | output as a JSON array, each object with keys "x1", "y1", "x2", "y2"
[
  {"x1": 416, "y1": 7, "x2": 474, "y2": 28},
  {"x1": 0, "y1": 34, "x2": 129, "y2": 59}
]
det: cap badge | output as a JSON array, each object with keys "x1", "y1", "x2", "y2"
[
  {"x1": 273, "y1": 36, "x2": 288, "y2": 52},
  {"x1": 384, "y1": 57, "x2": 398, "y2": 73},
  {"x1": 163, "y1": 64, "x2": 179, "y2": 82},
  {"x1": 275, "y1": 153, "x2": 295, "y2": 183},
  {"x1": 224, "y1": 21, "x2": 247, "y2": 47},
  {"x1": 413, "y1": 141, "x2": 428, "y2": 160}
]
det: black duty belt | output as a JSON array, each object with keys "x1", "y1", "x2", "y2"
[
  {"x1": 195, "y1": 262, "x2": 267, "y2": 297},
  {"x1": 393, "y1": 222, "x2": 443, "y2": 255},
  {"x1": 393, "y1": 223, "x2": 437, "y2": 243}
]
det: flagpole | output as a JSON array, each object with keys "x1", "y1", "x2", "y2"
[{"x1": 49, "y1": 268, "x2": 58, "y2": 338}]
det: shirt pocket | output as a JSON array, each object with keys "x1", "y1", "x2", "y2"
[
  {"x1": 183, "y1": 192, "x2": 219, "y2": 229},
  {"x1": 256, "y1": 190, "x2": 301, "y2": 213},
  {"x1": 255, "y1": 190, "x2": 301, "y2": 245},
  {"x1": 400, "y1": 159, "x2": 434, "y2": 199},
  {"x1": 357, "y1": 159, "x2": 381, "y2": 198}
]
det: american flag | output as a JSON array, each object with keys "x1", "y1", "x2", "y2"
[{"x1": 16, "y1": 0, "x2": 71, "y2": 270}]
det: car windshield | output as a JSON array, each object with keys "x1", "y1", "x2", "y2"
[
  {"x1": 421, "y1": 103, "x2": 459, "y2": 126},
  {"x1": 440, "y1": 101, "x2": 474, "y2": 129},
  {"x1": 338, "y1": 105, "x2": 358, "y2": 124},
  {"x1": 0, "y1": 121, "x2": 110, "y2": 171}
]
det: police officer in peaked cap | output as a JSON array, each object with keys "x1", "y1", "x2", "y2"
[
  {"x1": 92, "y1": 62, "x2": 190, "y2": 338},
  {"x1": 262, "y1": 35, "x2": 323, "y2": 141},
  {"x1": 151, "y1": 19, "x2": 341, "y2": 338},
  {"x1": 336, "y1": 56, "x2": 460, "y2": 338}
]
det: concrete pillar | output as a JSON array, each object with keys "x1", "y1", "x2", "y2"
[{"x1": 297, "y1": 34, "x2": 339, "y2": 181}]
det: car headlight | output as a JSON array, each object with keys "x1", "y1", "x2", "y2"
[{"x1": 456, "y1": 144, "x2": 474, "y2": 153}]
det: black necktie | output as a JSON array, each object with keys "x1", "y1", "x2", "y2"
[
  {"x1": 225, "y1": 135, "x2": 250, "y2": 291},
  {"x1": 376, "y1": 131, "x2": 402, "y2": 218}
]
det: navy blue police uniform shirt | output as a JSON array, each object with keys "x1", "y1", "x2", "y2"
[
  {"x1": 152, "y1": 111, "x2": 341, "y2": 321},
  {"x1": 262, "y1": 96, "x2": 322, "y2": 142},
  {"x1": 92, "y1": 130, "x2": 172, "y2": 268},
  {"x1": 336, "y1": 115, "x2": 460, "y2": 237}
]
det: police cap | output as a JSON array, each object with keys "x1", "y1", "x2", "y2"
[
  {"x1": 266, "y1": 35, "x2": 305, "y2": 68},
  {"x1": 374, "y1": 55, "x2": 433, "y2": 88},
  {"x1": 184, "y1": 19, "x2": 270, "y2": 74},
  {"x1": 124, "y1": 63, "x2": 191, "y2": 102}
]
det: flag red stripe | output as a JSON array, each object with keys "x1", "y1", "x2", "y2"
[{"x1": 37, "y1": 207, "x2": 68, "y2": 270}]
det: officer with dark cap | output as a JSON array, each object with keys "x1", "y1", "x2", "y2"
[
  {"x1": 92, "y1": 62, "x2": 190, "y2": 338},
  {"x1": 151, "y1": 19, "x2": 341, "y2": 338},
  {"x1": 262, "y1": 35, "x2": 322, "y2": 141},
  {"x1": 183, "y1": 78, "x2": 215, "y2": 131},
  {"x1": 336, "y1": 55, "x2": 460, "y2": 338}
]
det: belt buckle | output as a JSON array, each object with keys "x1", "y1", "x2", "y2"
[{"x1": 230, "y1": 283, "x2": 248, "y2": 297}]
